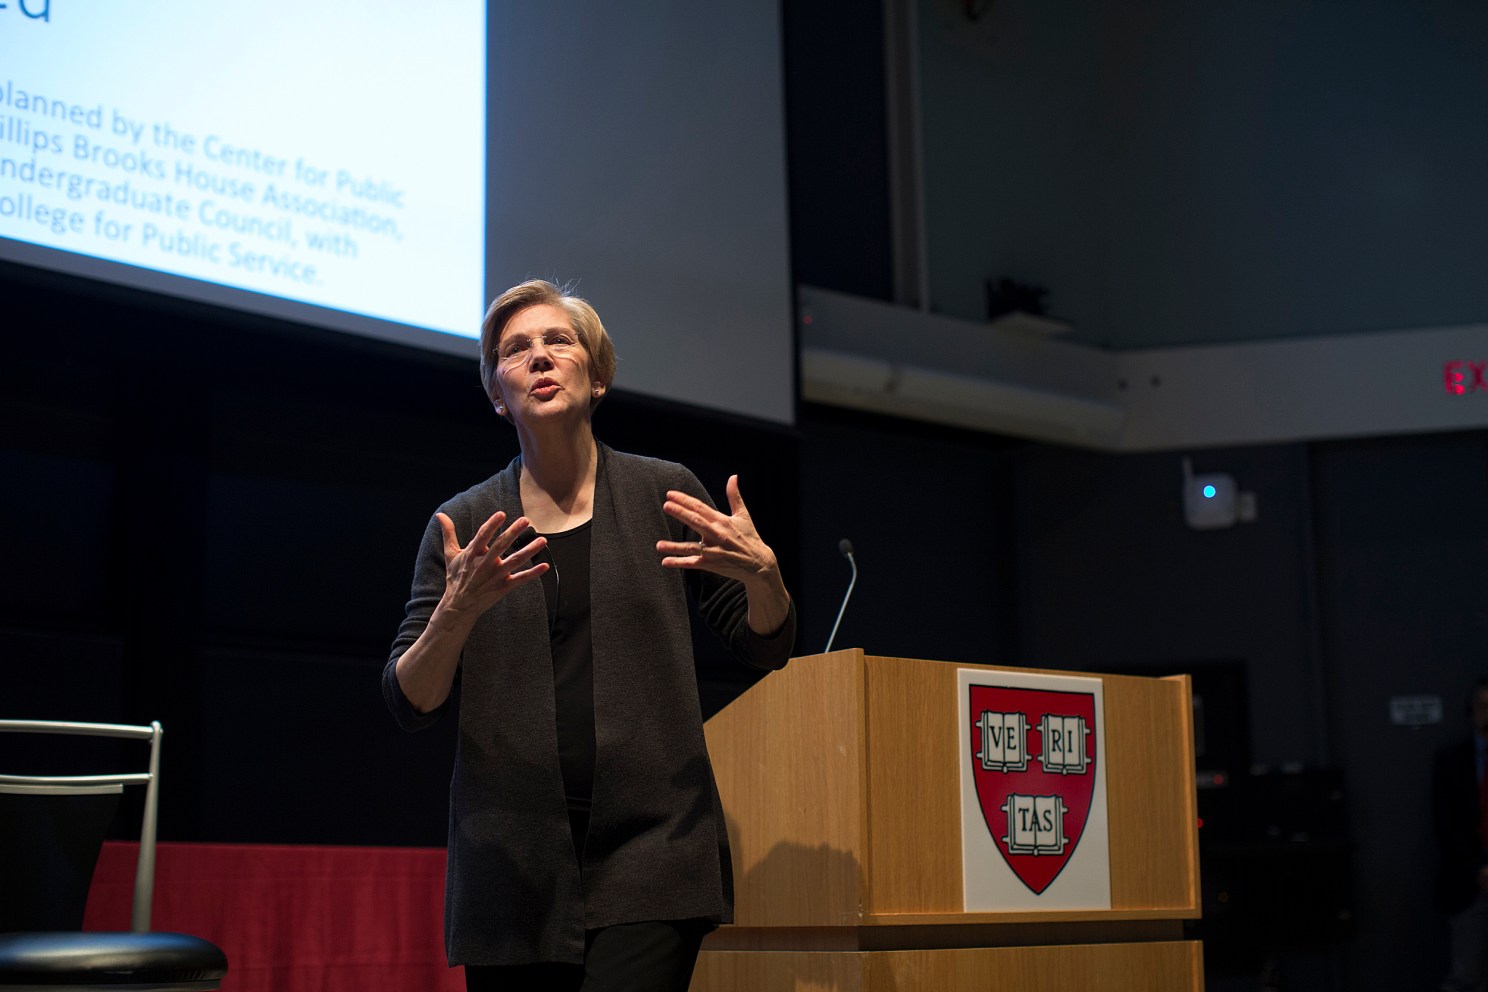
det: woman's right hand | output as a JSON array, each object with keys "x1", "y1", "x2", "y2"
[
  {"x1": 393, "y1": 510, "x2": 547, "y2": 715},
  {"x1": 438, "y1": 510, "x2": 549, "y2": 615}
]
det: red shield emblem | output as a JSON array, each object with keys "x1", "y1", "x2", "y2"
[{"x1": 967, "y1": 684, "x2": 1097, "y2": 895}]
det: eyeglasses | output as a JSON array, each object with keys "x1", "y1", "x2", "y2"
[{"x1": 494, "y1": 330, "x2": 581, "y2": 368}]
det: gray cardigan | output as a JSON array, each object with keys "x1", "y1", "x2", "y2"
[{"x1": 383, "y1": 444, "x2": 795, "y2": 966}]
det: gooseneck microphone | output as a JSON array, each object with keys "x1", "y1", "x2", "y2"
[{"x1": 823, "y1": 538, "x2": 857, "y2": 654}]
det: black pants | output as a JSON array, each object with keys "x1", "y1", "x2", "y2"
[{"x1": 463, "y1": 918, "x2": 711, "y2": 992}]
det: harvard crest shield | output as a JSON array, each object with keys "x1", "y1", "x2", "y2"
[{"x1": 966, "y1": 682, "x2": 1100, "y2": 897}]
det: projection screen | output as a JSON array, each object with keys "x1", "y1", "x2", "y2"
[{"x1": 0, "y1": 1, "x2": 794, "y2": 425}]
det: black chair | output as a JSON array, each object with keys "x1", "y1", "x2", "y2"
[{"x1": 0, "y1": 720, "x2": 228, "y2": 991}]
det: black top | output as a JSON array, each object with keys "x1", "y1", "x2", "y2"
[{"x1": 539, "y1": 521, "x2": 596, "y2": 817}]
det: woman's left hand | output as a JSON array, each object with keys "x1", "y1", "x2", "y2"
[
  {"x1": 657, "y1": 475, "x2": 779, "y2": 585},
  {"x1": 657, "y1": 475, "x2": 791, "y2": 636}
]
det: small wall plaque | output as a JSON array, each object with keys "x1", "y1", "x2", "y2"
[{"x1": 1389, "y1": 695, "x2": 1443, "y2": 727}]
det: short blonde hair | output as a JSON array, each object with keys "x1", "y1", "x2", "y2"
[{"x1": 479, "y1": 279, "x2": 618, "y2": 415}]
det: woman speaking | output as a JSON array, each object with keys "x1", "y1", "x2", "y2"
[{"x1": 383, "y1": 279, "x2": 796, "y2": 990}]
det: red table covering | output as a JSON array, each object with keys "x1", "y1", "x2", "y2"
[{"x1": 84, "y1": 841, "x2": 464, "y2": 992}]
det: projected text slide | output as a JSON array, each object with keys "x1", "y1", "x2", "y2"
[{"x1": 0, "y1": 2, "x2": 485, "y2": 338}]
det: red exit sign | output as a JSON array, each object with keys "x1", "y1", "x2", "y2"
[{"x1": 1444, "y1": 360, "x2": 1487, "y2": 395}]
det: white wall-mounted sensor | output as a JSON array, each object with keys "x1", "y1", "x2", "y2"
[{"x1": 1183, "y1": 457, "x2": 1240, "y2": 530}]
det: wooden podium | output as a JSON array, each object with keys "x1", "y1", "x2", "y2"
[{"x1": 692, "y1": 650, "x2": 1202, "y2": 991}]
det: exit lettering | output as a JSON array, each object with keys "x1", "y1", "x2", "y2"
[{"x1": 1444, "y1": 360, "x2": 1488, "y2": 395}]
